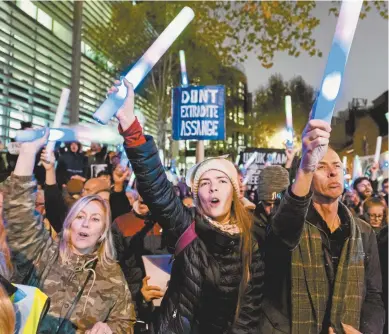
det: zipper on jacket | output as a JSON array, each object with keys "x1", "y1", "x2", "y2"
[{"x1": 173, "y1": 309, "x2": 177, "y2": 318}]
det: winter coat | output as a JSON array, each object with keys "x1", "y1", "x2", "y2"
[
  {"x1": 42, "y1": 183, "x2": 144, "y2": 314},
  {"x1": 56, "y1": 151, "x2": 88, "y2": 185},
  {"x1": 2, "y1": 175, "x2": 136, "y2": 333},
  {"x1": 377, "y1": 225, "x2": 388, "y2": 333},
  {"x1": 259, "y1": 190, "x2": 385, "y2": 334},
  {"x1": 125, "y1": 136, "x2": 264, "y2": 334}
]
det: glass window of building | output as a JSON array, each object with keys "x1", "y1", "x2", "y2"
[
  {"x1": 37, "y1": 8, "x2": 52, "y2": 30},
  {"x1": 53, "y1": 21, "x2": 72, "y2": 46},
  {"x1": 17, "y1": 0, "x2": 37, "y2": 19}
]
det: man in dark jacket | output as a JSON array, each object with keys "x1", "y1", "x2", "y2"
[
  {"x1": 260, "y1": 140, "x2": 385, "y2": 333},
  {"x1": 56, "y1": 141, "x2": 88, "y2": 186}
]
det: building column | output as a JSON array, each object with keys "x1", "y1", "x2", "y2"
[{"x1": 70, "y1": 0, "x2": 83, "y2": 124}]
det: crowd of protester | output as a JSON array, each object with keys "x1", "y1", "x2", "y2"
[{"x1": 0, "y1": 79, "x2": 387, "y2": 334}]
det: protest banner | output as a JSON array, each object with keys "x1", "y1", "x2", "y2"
[
  {"x1": 172, "y1": 85, "x2": 225, "y2": 141},
  {"x1": 142, "y1": 255, "x2": 173, "y2": 307},
  {"x1": 238, "y1": 148, "x2": 287, "y2": 192}
]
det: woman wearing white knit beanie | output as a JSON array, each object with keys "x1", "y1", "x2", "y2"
[{"x1": 110, "y1": 79, "x2": 264, "y2": 334}]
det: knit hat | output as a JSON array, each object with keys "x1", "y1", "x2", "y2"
[
  {"x1": 66, "y1": 179, "x2": 84, "y2": 195},
  {"x1": 257, "y1": 165, "x2": 290, "y2": 201},
  {"x1": 186, "y1": 156, "x2": 240, "y2": 201}
]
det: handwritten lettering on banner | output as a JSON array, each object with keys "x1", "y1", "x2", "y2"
[
  {"x1": 172, "y1": 85, "x2": 226, "y2": 140},
  {"x1": 239, "y1": 149, "x2": 287, "y2": 191}
]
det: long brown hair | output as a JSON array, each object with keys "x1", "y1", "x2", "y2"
[
  {"x1": 197, "y1": 190, "x2": 253, "y2": 320},
  {"x1": 0, "y1": 283, "x2": 15, "y2": 334},
  {"x1": 0, "y1": 221, "x2": 12, "y2": 280},
  {"x1": 230, "y1": 191, "x2": 253, "y2": 320}
]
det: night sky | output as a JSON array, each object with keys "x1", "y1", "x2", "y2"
[{"x1": 244, "y1": 1, "x2": 388, "y2": 114}]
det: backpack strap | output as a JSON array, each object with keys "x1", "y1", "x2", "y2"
[{"x1": 175, "y1": 222, "x2": 198, "y2": 257}]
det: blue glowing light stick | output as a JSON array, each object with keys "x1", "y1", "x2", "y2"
[
  {"x1": 285, "y1": 95, "x2": 293, "y2": 148},
  {"x1": 179, "y1": 50, "x2": 189, "y2": 87},
  {"x1": 15, "y1": 124, "x2": 123, "y2": 145},
  {"x1": 312, "y1": 0, "x2": 363, "y2": 123},
  {"x1": 93, "y1": 7, "x2": 195, "y2": 125}
]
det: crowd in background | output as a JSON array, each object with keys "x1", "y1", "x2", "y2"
[{"x1": 0, "y1": 80, "x2": 387, "y2": 334}]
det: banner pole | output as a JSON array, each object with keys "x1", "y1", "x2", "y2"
[{"x1": 196, "y1": 140, "x2": 204, "y2": 163}]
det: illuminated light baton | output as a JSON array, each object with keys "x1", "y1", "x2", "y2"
[
  {"x1": 244, "y1": 152, "x2": 258, "y2": 170},
  {"x1": 179, "y1": 50, "x2": 189, "y2": 87},
  {"x1": 352, "y1": 155, "x2": 362, "y2": 180},
  {"x1": 93, "y1": 7, "x2": 195, "y2": 125},
  {"x1": 16, "y1": 124, "x2": 123, "y2": 145},
  {"x1": 374, "y1": 136, "x2": 382, "y2": 164},
  {"x1": 235, "y1": 154, "x2": 241, "y2": 166},
  {"x1": 285, "y1": 95, "x2": 294, "y2": 148},
  {"x1": 342, "y1": 156, "x2": 347, "y2": 173},
  {"x1": 129, "y1": 172, "x2": 136, "y2": 188},
  {"x1": 40, "y1": 88, "x2": 70, "y2": 164},
  {"x1": 312, "y1": 0, "x2": 363, "y2": 123},
  {"x1": 242, "y1": 168, "x2": 256, "y2": 186}
]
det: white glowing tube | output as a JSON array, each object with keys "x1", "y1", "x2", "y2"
[
  {"x1": 374, "y1": 136, "x2": 382, "y2": 164},
  {"x1": 179, "y1": 50, "x2": 189, "y2": 87},
  {"x1": 352, "y1": 155, "x2": 362, "y2": 180},
  {"x1": 242, "y1": 168, "x2": 256, "y2": 186},
  {"x1": 41, "y1": 88, "x2": 70, "y2": 163},
  {"x1": 235, "y1": 154, "x2": 241, "y2": 166},
  {"x1": 312, "y1": 0, "x2": 363, "y2": 123},
  {"x1": 244, "y1": 152, "x2": 258, "y2": 170},
  {"x1": 342, "y1": 156, "x2": 347, "y2": 171},
  {"x1": 93, "y1": 7, "x2": 195, "y2": 124},
  {"x1": 16, "y1": 124, "x2": 123, "y2": 145},
  {"x1": 285, "y1": 95, "x2": 293, "y2": 148}
]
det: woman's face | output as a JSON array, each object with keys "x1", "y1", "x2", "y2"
[
  {"x1": 70, "y1": 142, "x2": 79, "y2": 153},
  {"x1": 197, "y1": 170, "x2": 233, "y2": 223},
  {"x1": 70, "y1": 201, "x2": 105, "y2": 255},
  {"x1": 367, "y1": 205, "x2": 385, "y2": 228}
]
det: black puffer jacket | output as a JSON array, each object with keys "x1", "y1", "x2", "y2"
[{"x1": 125, "y1": 136, "x2": 264, "y2": 334}]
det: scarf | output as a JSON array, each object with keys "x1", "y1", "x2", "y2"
[{"x1": 291, "y1": 204, "x2": 365, "y2": 333}]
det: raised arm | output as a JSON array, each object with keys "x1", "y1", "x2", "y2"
[
  {"x1": 110, "y1": 79, "x2": 192, "y2": 239},
  {"x1": 41, "y1": 149, "x2": 67, "y2": 233},
  {"x1": 3, "y1": 130, "x2": 54, "y2": 280},
  {"x1": 271, "y1": 119, "x2": 331, "y2": 249}
]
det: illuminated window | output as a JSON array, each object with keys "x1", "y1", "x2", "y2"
[
  {"x1": 37, "y1": 8, "x2": 52, "y2": 30},
  {"x1": 53, "y1": 21, "x2": 72, "y2": 45},
  {"x1": 18, "y1": 0, "x2": 37, "y2": 19},
  {"x1": 10, "y1": 120, "x2": 21, "y2": 129}
]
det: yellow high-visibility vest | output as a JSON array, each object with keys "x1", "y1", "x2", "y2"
[{"x1": 11, "y1": 284, "x2": 49, "y2": 334}]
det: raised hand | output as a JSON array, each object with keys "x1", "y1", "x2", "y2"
[
  {"x1": 299, "y1": 119, "x2": 331, "y2": 173},
  {"x1": 141, "y1": 276, "x2": 165, "y2": 303},
  {"x1": 113, "y1": 165, "x2": 130, "y2": 185},
  {"x1": 107, "y1": 79, "x2": 136, "y2": 131},
  {"x1": 285, "y1": 147, "x2": 299, "y2": 169},
  {"x1": 15, "y1": 128, "x2": 49, "y2": 176},
  {"x1": 19, "y1": 127, "x2": 49, "y2": 156},
  {"x1": 40, "y1": 149, "x2": 55, "y2": 171}
]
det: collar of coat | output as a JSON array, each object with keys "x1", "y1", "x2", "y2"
[{"x1": 291, "y1": 200, "x2": 365, "y2": 333}]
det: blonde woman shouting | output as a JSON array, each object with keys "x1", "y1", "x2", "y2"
[{"x1": 2, "y1": 131, "x2": 135, "y2": 333}]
